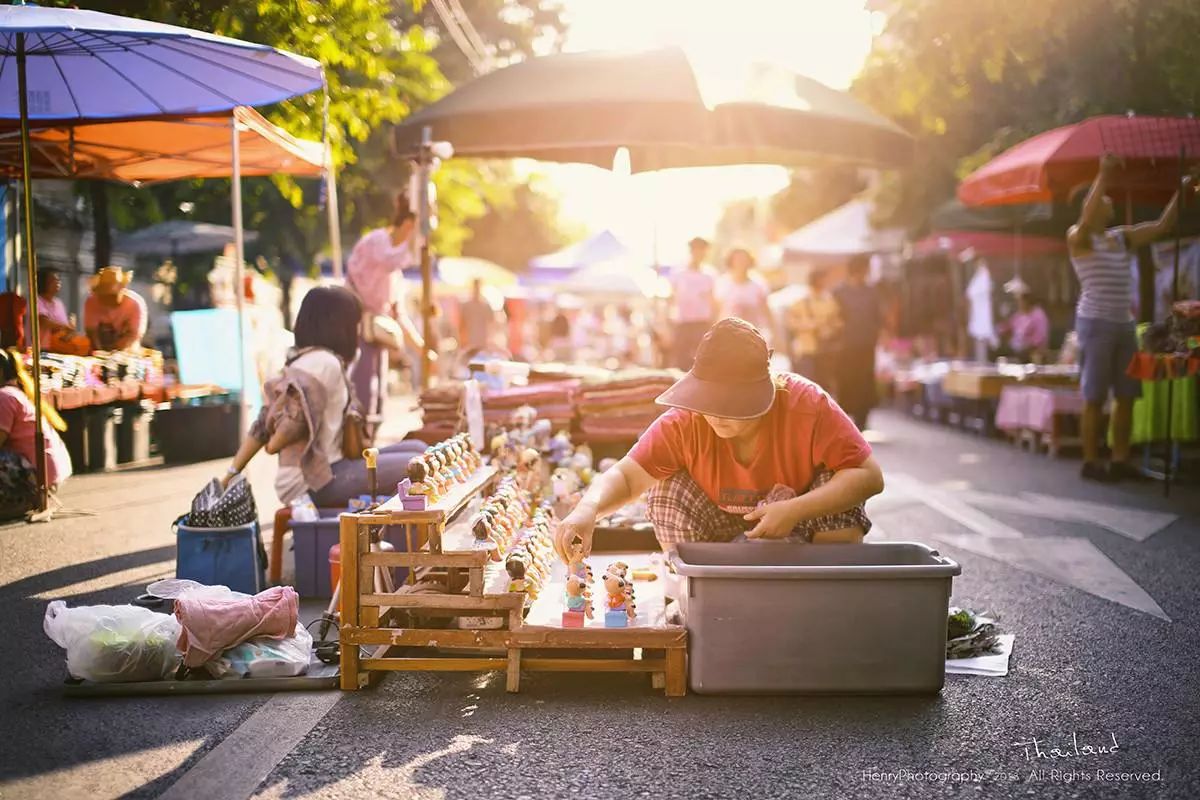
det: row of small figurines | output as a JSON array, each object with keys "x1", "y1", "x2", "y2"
[
  {"x1": 470, "y1": 475, "x2": 535, "y2": 558},
  {"x1": 399, "y1": 433, "x2": 482, "y2": 508},
  {"x1": 562, "y1": 554, "x2": 638, "y2": 628},
  {"x1": 501, "y1": 504, "x2": 558, "y2": 602}
]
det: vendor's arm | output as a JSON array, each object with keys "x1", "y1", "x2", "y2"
[
  {"x1": 220, "y1": 435, "x2": 263, "y2": 489},
  {"x1": 744, "y1": 456, "x2": 884, "y2": 540},
  {"x1": 1125, "y1": 173, "x2": 1197, "y2": 249},
  {"x1": 553, "y1": 456, "x2": 657, "y2": 563},
  {"x1": 1068, "y1": 153, "x2": 1120, "y2": 253}
]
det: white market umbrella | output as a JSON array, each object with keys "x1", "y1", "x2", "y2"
[{"x1": 0, "y1": 4, "x2": 324, "y2": 509}]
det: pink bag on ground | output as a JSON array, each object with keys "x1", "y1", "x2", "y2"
[{"x1": 175, "y1": 585, "x2": 298, "y2": 668}]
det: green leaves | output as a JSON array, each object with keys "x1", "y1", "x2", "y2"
[
  {"x1": 854, "y1": 0, "x2": 1200, "y2": 228},
  {"x1": 55, "y1": 0, "x2": 567, "y2": 280}
]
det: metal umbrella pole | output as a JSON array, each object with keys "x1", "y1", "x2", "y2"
[
  {"x1": 416, "y1": 126, "x2": 434, "y2": 391},
  {"x1": 16, "y1": 31, "x2": 46, "y2": 513},
  {"x1": 231, "y1": 116, "x2": 249, "y2": 435},
  {"x1": 1161, "y1": 145, "x2": 1186, "y2": 498}
]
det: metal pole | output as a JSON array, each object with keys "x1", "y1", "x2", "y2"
[
  {"x1": 325, "y1": 156, "x2": 343, "y2": 280},
  {"x1": 1161, "y1": 146, "x2": 1185, "y2": 498},
  {"x1": 231, "y1": 117, "x2": 249, "y2": 434},
  {"x1": 17, "y1": 33, "x2": 46, "y2": 512},
  {"x1": 418, "y1": 126, "x2": 434, "y2": 390}
]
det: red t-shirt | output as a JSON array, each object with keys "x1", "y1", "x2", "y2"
[{"x1": 629, "y1": 374, "x2": 871, "y2": 514}]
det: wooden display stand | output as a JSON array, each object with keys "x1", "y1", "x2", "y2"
[{"x1": 338, "y1": 465, "x2": 687, "y2": 696}]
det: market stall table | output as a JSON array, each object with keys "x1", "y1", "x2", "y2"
[
  {"x1": 337, "y1": 463, "x2": 687, "y2": 696},
  {"x1": 994, "y1": 385, "x2": 1087, "y2": 456}
]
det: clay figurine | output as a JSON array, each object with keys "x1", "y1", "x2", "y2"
[
  {"x1": 561, "y1": 574, "x2": 593, "y2": 628},
  {"x1": 505, "y1": 555, "x2": 528, "y2": 595},
  {"x1": 406, "y1": 457, "x2": 434, "y2": 502}
]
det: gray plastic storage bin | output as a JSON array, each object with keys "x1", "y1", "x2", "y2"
[{"x1": 671, "y1": 542, "x2": 960, "y2": 695}]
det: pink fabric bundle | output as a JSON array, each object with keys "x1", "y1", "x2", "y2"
[{"x1": 175, "y1": 586, "x2": 298, "y2": 668}]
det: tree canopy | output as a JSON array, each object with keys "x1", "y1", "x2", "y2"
[
  {"x1": 852, "y1": 0, "x2": 1200, "y2": 230},
  {"x1": 52, "y1": 0, "x2": 571, "y2": 296}
]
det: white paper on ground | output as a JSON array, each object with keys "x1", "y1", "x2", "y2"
[{"x1": 946, "y1": 633, "x2": 1015, "y2": 677}]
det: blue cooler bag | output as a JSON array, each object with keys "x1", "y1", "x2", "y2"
[
  {"x1": 174, "y1": 519, "x2": 266, "y2": 595},
  {"x1": 174, "y1": 476, "x2": 265, "y2": 594}
]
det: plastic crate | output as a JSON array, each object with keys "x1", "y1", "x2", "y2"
[
  {"x1": 671, "y1": 542, "x2": 960, "y2": 695},
  {"x1": 175, "y1": 520, "x2": 265, "y2": 595},
  {"x1": 291, "y1": 510, "x2": 415, "y2": 597}
]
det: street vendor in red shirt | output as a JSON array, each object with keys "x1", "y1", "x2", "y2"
[{"x1": 553, "y1": 318, "x2": 884, "y2": 562}]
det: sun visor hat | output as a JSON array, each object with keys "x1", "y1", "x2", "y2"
[{"x1": 655, "y1": 318, "x2": 776, "y2": 420}]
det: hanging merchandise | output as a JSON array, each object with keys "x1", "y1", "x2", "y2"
[{"x1": 43, "y1": 601, "x2": 182, "y2": 683}]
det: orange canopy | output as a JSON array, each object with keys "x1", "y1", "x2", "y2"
[{"x1": 0, "y1": 106, "x2": 326, "y2": 183}]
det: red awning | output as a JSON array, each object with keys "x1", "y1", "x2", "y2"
[
  {"x1": 958, "y1": 116, "x2": 1200, "y2": 207},
  {"x1": 0, "y1": 106, "x2": 326, "y2": 183}
]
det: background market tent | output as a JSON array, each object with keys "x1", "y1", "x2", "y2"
[
  {"x1": 0, "y1": 107, "x2": 326, "y2": 182},
  {"x1": 780, "y1": 197, "x2": 905, "y2": 262},
  {"x1": 525, "y1": 229, "x2": 630, "y2": 283},
  {"x1": 0, "y1": 106, "x2": 340, "y2": 272},
  {"x1": 552, "y1": 259, "x2": 667, "y2": 300}
]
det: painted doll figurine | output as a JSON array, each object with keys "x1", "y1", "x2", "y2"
[
  {"x1": 458, "y1": 433, "x2": 481, "y2": 472},
  {"x1": 562, "y1": 574, "x2": 592, "y2": 628},
  {"x1": 602, "y1": 568, "x2": 637, "y2": 627},
  {"x1": 506, "y1": 555, "x2": 528, "y2": 595},
  {"x1": 516, "y1": 447, "x2": 543, "y2": 495},
  {"x1": 406, "y1": 457, "x2": 434, "y2": 502},
  {"x1": 566, "y1": 540, "x2": 594, "y2": 589}
]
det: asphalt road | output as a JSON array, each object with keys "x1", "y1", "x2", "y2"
[{"x1": 1, "y1": 409, "x2": 1198, "y2": 800}]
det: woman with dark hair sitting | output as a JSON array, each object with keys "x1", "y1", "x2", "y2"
[
  {"x1": 220, "y1": 286, "x2": 424, "y2": 506},
  {"x1": 0, "y1": 349, "x2": 72, "y2": 518}
]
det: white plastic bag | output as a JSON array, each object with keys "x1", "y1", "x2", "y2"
[
  {"x1": 43, "y1": 601, "x2": 182, "y2": 683},
  {"x1": 145, "y1": 578, "x2": 248, "y2": 601},
  {"x1": 208, "y1": 624, "x2": 313, "y2": 679}
]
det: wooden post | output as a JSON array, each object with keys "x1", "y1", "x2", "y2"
[
  {"x1": 339, "y1": 515, "x2": 361, "y2": 690},
  {"x1": 665, "y1": 648, "x2": 687, "y2": 697},
  {"x1": 506, "y1": 648, "x2": 521, "y2": 693},
  {"x1": 360, "y1": 524, "x2": 379, "y2": 628}
]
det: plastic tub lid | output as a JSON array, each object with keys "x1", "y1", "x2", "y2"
[{"x1": 669, "y1": 541, "x2": 961, "y2": 580}]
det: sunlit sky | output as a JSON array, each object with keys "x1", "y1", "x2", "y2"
[{"x1": 529, "y1": 0, "x2": 880, "y2": 266}]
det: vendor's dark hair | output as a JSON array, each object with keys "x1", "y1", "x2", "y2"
[{"x1": 293, "y1": 286, "x2": 361, "y2": 364}]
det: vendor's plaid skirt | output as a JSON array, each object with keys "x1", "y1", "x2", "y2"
[{"x1": 645, "y1": 468, "x2": 871, "y2": 545}]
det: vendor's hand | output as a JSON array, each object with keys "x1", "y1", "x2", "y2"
[
  {"x1": 553, "y1": 502, "x2": 597, "y2": 564},
  {"x1": 743, "y1": 499, "x2": 803, "y2": 540}
]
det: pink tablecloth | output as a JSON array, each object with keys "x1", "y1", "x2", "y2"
[{"x1": 995, "y1": 386, "x2": 1085, "y2": 434}]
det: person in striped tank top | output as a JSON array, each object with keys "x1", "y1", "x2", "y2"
[{"x1": 1067, "y1": 153, "x2": 1197, "y2": 482}]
